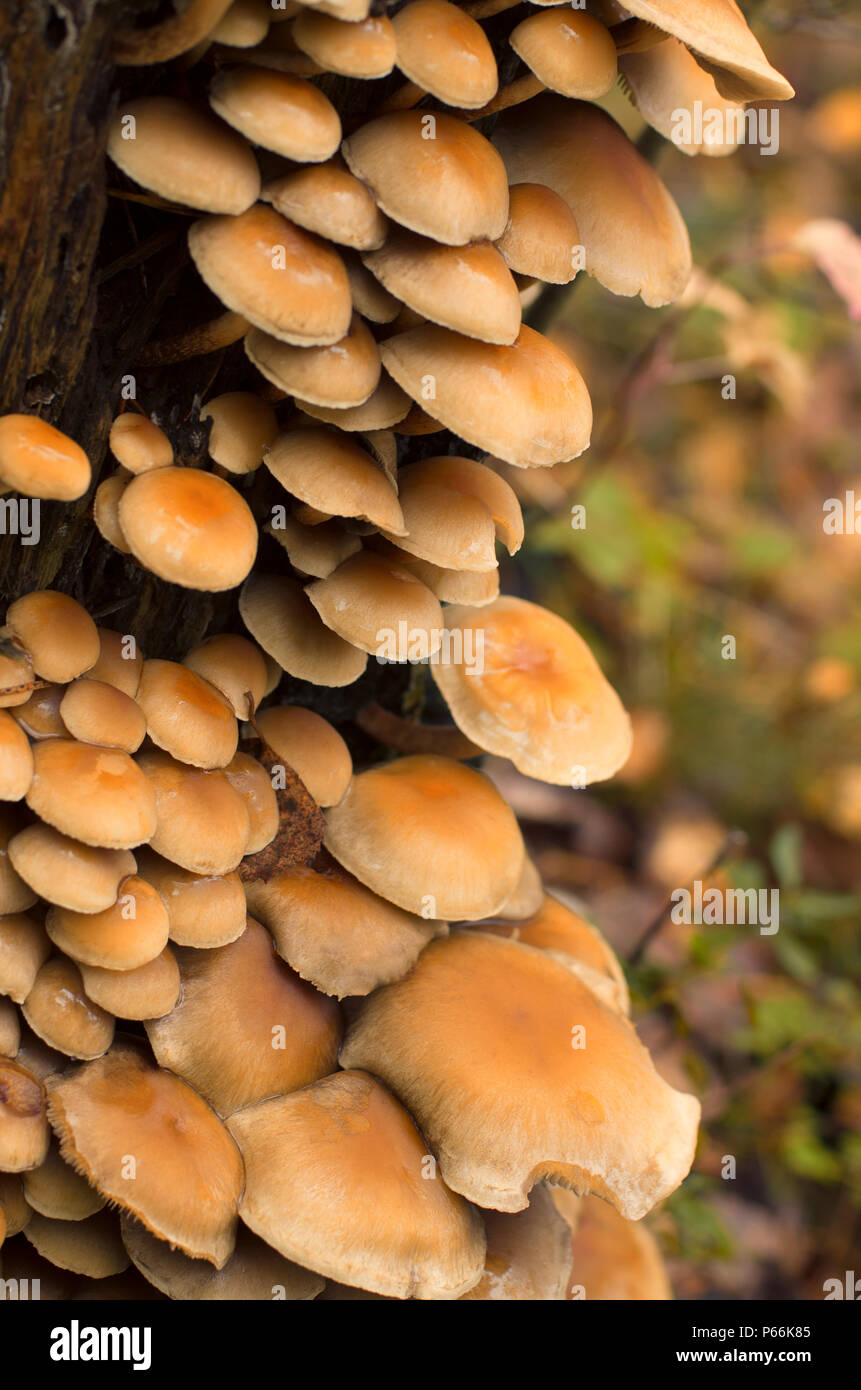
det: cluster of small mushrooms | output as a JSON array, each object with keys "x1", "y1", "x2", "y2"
[{"x1": 0, "y1": 0, "x2": 792, "y2": 1299}]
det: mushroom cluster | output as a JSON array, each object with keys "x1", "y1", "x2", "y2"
[{"x1": 0, "y1": 0, "x2": 794, "y2": 1300}]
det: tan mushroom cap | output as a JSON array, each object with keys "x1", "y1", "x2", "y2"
[
  {"x1": 189, "y1": 204, "x2": 351, "y2": 346},
  {"x1": 461, "y1": 1183, "x2": 573, "y2": 1300},
  {"x1": 297, "y1": 373, "x2": 410, "y2": 431},
  {"x1": 0, "y1": 1056, "x2": 50, "y2": 1171},
  {"x1": 264, "y1": 427, "x2": 405, "y2": 533},
  {"x1": 0, "y1": 914, "x2": 50, "y2": 1003},
  {"x1": 11, "y1": 684, "x2": 65, "y2": 740},
  {"x1": 119, "y1": 466, "x2": 258, "y2": 592},
  {"x1": 492, "y1": 851, "x2": 543, "y2": 922},
  {"x1": 432, "y1": 597, "x2": 633, "y2": 785},
  {"x1": 262, "y1": 156, "x2": 387, "y2": 251},
  {"x1": 223, "y1": 752, "x2": 279, "y2": 854},
  {"x1": 210, "y1": 66, "x2": 341, "y2": 162},
  {"x1": 0, "y1": 1170, "x2": 33, "y2": 1235},
  {"x1": 137, "y1": 748, "x2": 250, "y2": 876},
  {"x1": 392, "y1": 0, "x2": 498, "y2": 108},
  {"x1": 394, "y1": 453, "x2": 523, "y2": 557},
  {"x1": 342, "y1": 110, "x2": 509, "y2": 246},
  {"x1": 45, "y1": 876, "x2": 170, "y2": 972},
  {"x1": 0, "y1": 709, "x2": 34, "y2": 800},
  {"x1": 108, "y1": 412, "x2": 174, "y2": 474},
  {"x1": 293, "y1": 12, "x2": 396, "y2": 77},
  {"x1": 8, "y1": 825, "x2": 135, "y2": 915},
  {"x1": 200, "y1": 391, "x2": 278, "y2": 475},
  {"x1": 183, "y1": 633, "x2": 268, "y2": 719},
  {"x1": 146, "y1": 917, "x2": 342, "y2": 1115},
  {"x1": 24, "y1": 1209, "x2": 128, "y2": 1277},
  {"x1": 85, "y1": 628, "x2": 143, "y2": 698},
  {"x1": 496, "y1": 182, "x2": 582, "y2": 284},
  {"x1": 0, "y1": 646, "x2": 34, "y2": 711},
  {"x1": 474, "y1": 892, "x2": 630, "y2": 1015},
  {"x1": 307, "y1": 551, "x2": 445, "y2": 661},
  {"x1": 245, "y1": 857, "x2": 443, "y2": 998},
  {"x1": 213, "y1": 0, "x2": 272, "y2": 47},
  {"x1": 568, "y1": 1192, "x2": 672, "y2": 1299},
  {"x1": 93, "y1": 473, "x2": 131, "y2": 553},
  {"x1": 0, "y1": 995, "x2": 19, "y2": 1057},
  {"x1": 46, "y1": 1042, "x2": 244, "y2": 1267},
  {"x1": 240, "y1": 573, "x2": 368, "y2": 687},
  {"x1": 136, "y1": 659, "x2": 238, "y2": 770},
  {"x1": 255, "y1": 706, "x2": 352, "y2": 808},
  {"x1": 135, "y1": 847, "x2": 247, "y2": 949},
  {"x1": 370, "y1": 538, "x2": 500, "y2": 606},
  {"x1": 107, "y1": 96, "x2": 260, "y2": 214},
  {"x1": 122, "y1": 1216, "x2": 323, "y2": 1300},
  {"x1": 246, "y1": 314, "x2": 381, "y2": 408},
  {"x1": 23, "y1": 956, "x2": 114, "y2": 1061},
  {"x1": 0, "y1": 809, "x2": 38, "y2": 915},
  {"x1": 381, "y1": 323, "x2": 592, "y2": 467},
  {"x1": 343, "y1": 249, "x2": 401, "y2": 321},
  {"x1": 341, "y1": 931, "x2": 701, "y2": 1217},
  {"x1": 511, "y1": 8, "x2": 617, "y2": 98},
  {"x1": 494, "y1": 96, "x2": 692, "y2": 307},
  {"x1": 266, "y1": 512, "x2": 362, "y2": 579},
  {"x1": 26, "y1": 738, "x2": 157, "y2": 850},
  {"x1": 0, "y1": 415, "x2": 91, "y2": 501},
  {"x1": 325, "y1": 754, "x2": 525, "y2": 920},
  {"x1": 363, "y1": 230, "x2": 520, "y2": 345},
  {"x1": 227, "y1": 1069, "x2": 486, "y2": 1298},
  {"x1": 78, "y1": 948, "x2": 181, "y2": 1022},
  {"x1": 620, "y1": 37, "x2": 744, "y2": 155},
  {"x1": 620, "y1": 0, "x2": 794, "y2": 101},
  {"x1": 23, "y1": 1138, "x2": 105, "y2": 1221},
  {"x1": 7, "y1": 591, "x2": 100, "y2": 684},
  {"x1": 59, "y1": 680, "x2": 146, "y2": 754}
]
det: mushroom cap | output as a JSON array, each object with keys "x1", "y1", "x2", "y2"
[
  {"x1": 11, "y1": 683, "x2": 65, "y2": 740},
  {"x1": 135, "y1": 847, "x2": 247, "y2": 949},
  {"x1": 324, "y1": 754, "x2": 525, "y2": 920},
  {"x1": 58, "y1": 680, "x2": 146, "y2": 754},
  {"x1": 136, "y1": 659, "x2": 238, "y2": 770},
  {"x1": 620, "y1": 0, "x2": 794, "y2": 101},
  {"x1": 8, "y1": 825, "x2": 135, "y2": 915},
  {"x1": 340, "y1": 931, "x2": 701, "y2": 1217},
  {"x1": 493, "y1": 96, "x2": 692, "y2": 307},
  {"x1": 210, "y1": 66, "x2": 341, "y2": 162},
  {"x1": 85, "y1": 628, "x2": 143, "y2": 698},
  {"x1": 461, "y1": 1183, "x2": 573, "y2": 1300},
  {"x1": 223, "y1": 752, "x2": 279, "y2": 854},
  {"x1": 380, "y1": 323, "x2": 592, "y2": 467},
  {"x1": 226, "y1": 1068, "x2": 486, "y2": 1297},
  {"x1": 188, "y1": 205, "x2": 351, "y2": 346},
  {"x1": 492, "y1": 851, "x2": 543, "y2": 922},
  {"x1": 46, "y1": 1042, "x2": 244, "y2": 1267},
  {"x1": 246, "y1": 313, "x2": 381, "y2": 408},
  {"x1": 392, "y1": 0, "x2": 498, "y2": 108},
  {"x1": 122, "y1": 1216, "x2": 323, "y2": 1300},
  {"x1": 108, "y1": 412, "x2": 174, "y2": 473},
  {"x1": 263, "y1": 426, "x2": 405, "y2": 532},
  {"x1": 0, "y1": 709, "x2": 34, "y2": 800},
  {"x1": 0, "y1": 808, "x2": 39, "y2": 915},
  {"x1": 0, "y1": 1170, "x2": 31, "y2": 1235},
  {"x1": 292, "y1": 12, "x2": 396, "y2": 78},
  {"x1": 262, "y1": 156, "x2": 387, "y2": 251},
  {"x1": 431, "y1": 597, "x2": 633, "y2": 785},
  {"x1": 341, "y1": 110, "x2": 509, "y2": 246},
  {"x1": 370, "y1": 538, "x2": 500, "y2": 606},
  {"x1": 212, "y1": 0, "x2": 272, "y2": 47},
  {"x1": 0, "y1": 994, "x2": 20, "y2": 1058},
  {"x1": 245, "y1": 857, "x2": 443, "y2": 998},
  {"x1": 22, "y1": 1139, "x2": 105, "y2": 1221},
  {"x1": 0, "y1": 415, "x2": 90, "y2": 501},
  {"x1": 183, "y1": 633, "x2": 269, "y2": 719},
  {"x1": 510, "y1": 8, "x2": 617, "y2": 98},
  {"x1": 118, "y1": 466, "x2": 258, "y2": 592},
  {"x1": 568, "y1": 1192, "x2": 672, "y2": 1299},
  {"x1": 6, "y1": 591, "x2": 100, "y2": 684},
  {"x1": 106, "y1": 96, "x2": 260, "y2": 214},
  {"x1": 79, "y1": 948, "x2": 181, "y2": 1023},
  {"x1": 0, "y1": 647, "x2": 35, "y2": 710},
  {"x1": 137, "y1": 748, "x2": 250, "y2": 876},
  {"x1": 240, "y1": 573, "x2": 368, "y2": 687},
  {"x1": 343, "y1": 248, "x2": 401, "y2": 322},
  {"x1": 306, "y1": 550, "x2": 444, "y2": 660},
  {"x1": 0, "y1": 913, "x2": 50, "y2": 1004},
  {"x1": 146, "y1": 917, "x2": 342, "y2": 1115},
  {"x1": 297, "y1": 373, "x2": 410, "y2": 431},
  {"x1": 200, "y1": 391, "x2": 278, "y2": 474},
  {"x1": 267, "y1": 512, "x2": 362, "y2": 579},
  {"x1": 496, "y1": 182, "x2": 582, "y2": 284},
  {"x1": 389, "y1": 454, "x2": 522, "y2": 562},
  {"x1": 0, "y1": 1056, "x2": 50, "y2": 1171},
  {"x1": 254, "y1": 705, "x2": 352, "y2": 807},
  {"x1": 26, "y1": 738, "x2": 157, "y2": 849},
  {"x1": 363, "y1": 230, "x2": 521, "y2": 345},
  {"x1": 23, "y1": 956, "x2": 115, "y2": 1061},
  {"x1": 45, "y1": 875, "x2": 170, "y2": 972},
  {"x1": 22, "y1": 1209, "x2": 128, "y2": 1277},
  {"x1": 94, "y1": 477, "x2": 132, "y2": 553},
  {"x1": 620, "y1": 36, "x2": 744, "y2": 155}
]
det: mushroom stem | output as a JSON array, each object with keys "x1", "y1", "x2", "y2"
[
  {"x1": 136, "y1": 312, "x2": 250, "y2": 367},
  {"x1": 611, "y1": 18, "x2": 669, "y2": 53},
  {"x1": 356, "y1": 702, "x2": 483, "y2": 760},
  {"x1": 450, "y1": 72, "x2": 543, "y2": 124},
  {"x1": 113, "y1": 0, "x2": 234, "y2": 66}
]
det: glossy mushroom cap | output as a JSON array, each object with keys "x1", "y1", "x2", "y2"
[
  {"x1": 26, "y1": 738, "x2": 157, "y2": 849},
  {"x1": 209, "y1": 66, "x2": 341, "y2": 162},
  {"x1": 8, "y1": 824, "x2": 136, "y2": 914},
  {"x1": 254, "y1": 705, "x2": 352, "y2": 807},
  {"x1": 511, "y1": 8, "x2": 618, "y2": 98},
  {"x1": 0, "y1": 416, "x2": 91, "y2": 501},
  {"x1": 496, "y1": 183, "x2": 582, "y2": 285},
  {"x1": 240, "y1": 574, "x2": 368, "y2": 687},
  {"x1": 392, "y1": 0, "x2": 498, "y2": 108},
  {"x1": 118, "y1": 466, "x2": 258, "y2": 592},
  {"x1": 136, "y1": 660, "x2": 238, "y2": 769},
  {"x1": 568, "y1": 1193, "x2": 672, "y2": 1299},
  {"x1": 6, "y1": 591, "x2": 100, "y2": 683}
]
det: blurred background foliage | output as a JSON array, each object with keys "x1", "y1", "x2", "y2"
[{"x1": 496, "y1": 0, "x2": 860, "y2": 1298}]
